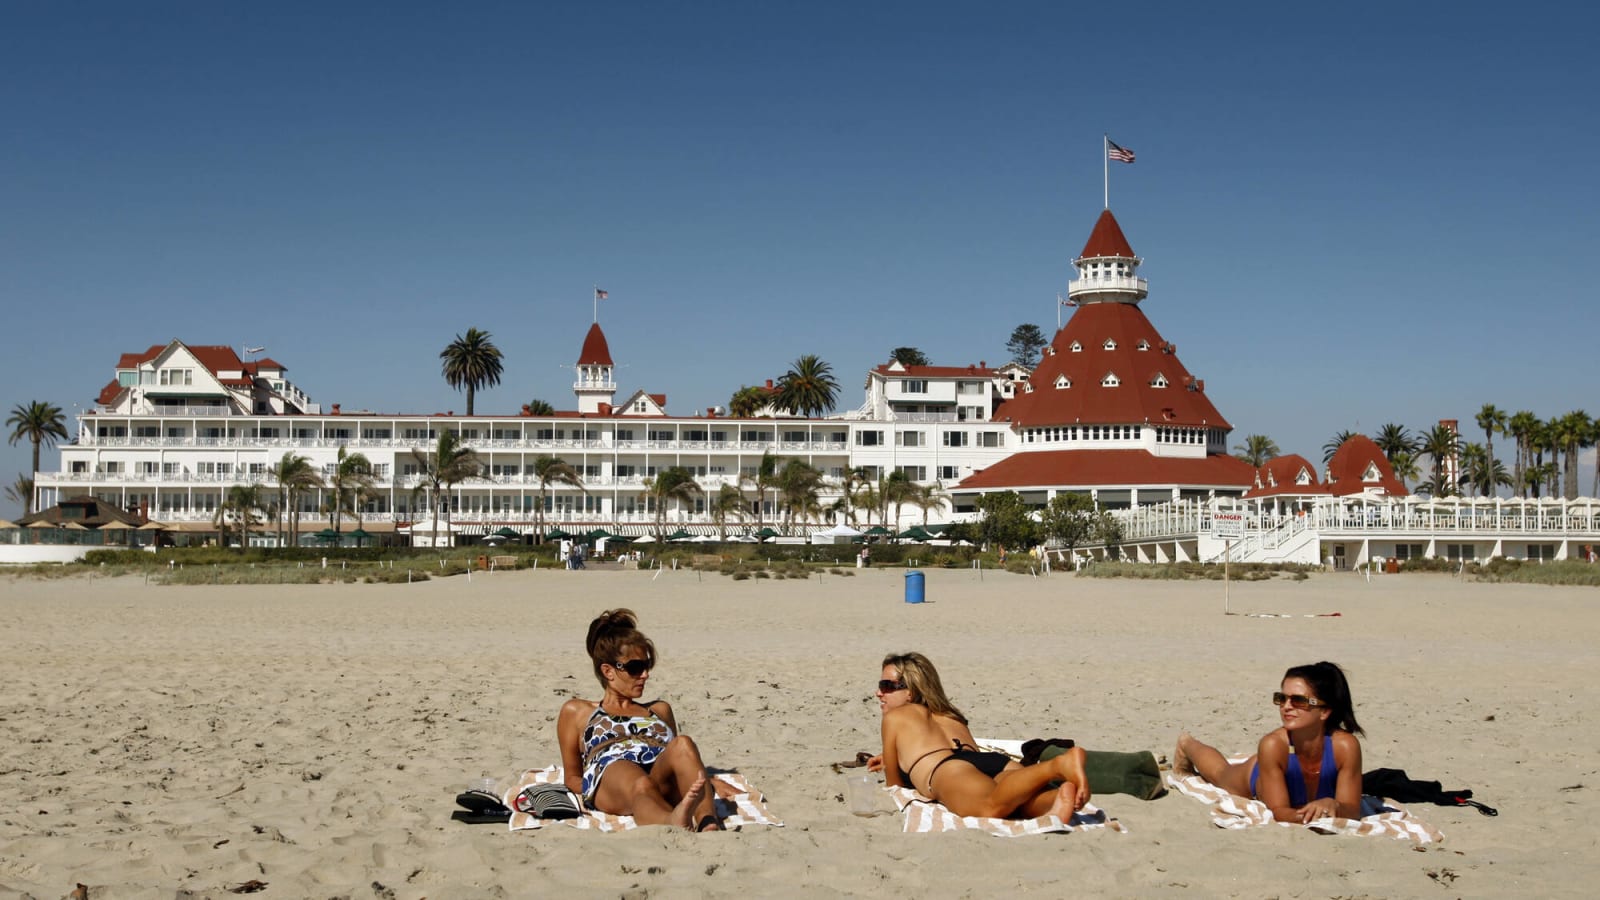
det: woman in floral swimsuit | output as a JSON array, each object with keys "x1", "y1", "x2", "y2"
[{"x1": 556, "y1": 608, "x2": 719, "y2": 830}]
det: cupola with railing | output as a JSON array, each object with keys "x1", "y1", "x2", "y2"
[{"x1": 1066, "y1": 208, "x2": 1148, "y2": 306}]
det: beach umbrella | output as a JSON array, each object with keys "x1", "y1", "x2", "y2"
[
  {"x1": 897, "y1": 526, "x2": 932, "y2": 542},
  {"x1": 0, "y1": 519, "x2": 18, "y2": 529},
  {"x1": 755, "y1": 527, "x2": 780, "y2": 540},
  {"x1": 350, "y1": 527, "x2": 371, "y2": 547},
  {"x1": 586, "y1": 528, "x2": 616, "y2": 540},
  {"x1": 545, "y1": 527, "x2": 572, "y2": 540},
  {"x1": 863, "y1": 525, "x2": 892, "y2": 536},
  {"x1": 666, "y1": 528, "x2": 694, "y2": 541},
  {"x1": 61, "y1": 521, "x2": 89, "y2": 530},
  {"x1": 314, "y1": 528, "x2": 341, "y2": 543},
  {"x1": 632, "y1": 535, "x2": 657, "y2": 543},
  {"x1": 138, "y1": 520, "x2": 167, "y2": 530},
  {"x1": 98, "y1": 520, "x2": 135, "y2": 531},
  {"x1": 494, "y1": 526, "x2": 522, "y2": 539}
]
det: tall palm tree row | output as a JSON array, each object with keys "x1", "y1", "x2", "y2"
[
  {"x1": 1475, "y1": 404, "x2": 1507, "y2": 500},
  {"x1": 409, "y1": 430, "x2": 481, "y2": 543},
  {"x1": 440, "y1": 328, "x2": 504, "y2": 416},
  {"x1": 774, "y1": 459, "x2": 824, "y2": 533},
  {"x1": 1372, "y1": 423, "x2": 1417, "y2": 464},
  {"x1": 1417, "y1": 423, "x2": 1460, "y2": 497},
  {"x1": 710, "y1": 483, "x2": 747, "y2": 540},
  {"x1": 6, "y1": 401, "x2": 68, "y2": 515},
  {"x1": 1506, "y1": 410, "x2": 1540, "y2": 498},
  {"x1": 1231, "y1": 434, "x2": 1280, "y2": 467},
  {"x1": 1551, "y1": 410, "x2": 1593, "y2": 500},
  {"x1": 213, "y1": 483, "x2": 264, "y2": 551},
  {"x1": 775, "y1": 355, "x2": 839, "y2": 418},
  {"x1": 531, "y1": 455, "x2": 585, "y2": 541}
]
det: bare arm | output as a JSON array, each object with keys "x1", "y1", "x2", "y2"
[
  {"x1": 556, "y1": 699, "x2": 593, "y2": 796},
  {"x1": 880, "y1": 713, "x2": 905, "y2": 788},
  {"x1": 1252, "y1": 731, "x2": 1300, "y2": 823},
  {"x1": 651, "y1": 700, "x2": 679, "y2": 735},
  {"x1": 1330, "y1": 731, "x2": 1364, "y2": 820}
]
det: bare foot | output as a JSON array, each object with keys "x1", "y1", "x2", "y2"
[
  {"x1": 1045, "y1": 782, "x2": 1080, "y2": 821},
  {"x1": 1172, "y1": 733, "x2": 1195, "y2": 777},
  {"x1": 669, "y1": 773, "x2": 708, "y2": 829}
]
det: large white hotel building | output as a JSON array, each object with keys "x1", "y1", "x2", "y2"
[{"x1": 35, "y1": 209, "x2": 1258, "y2": 542}]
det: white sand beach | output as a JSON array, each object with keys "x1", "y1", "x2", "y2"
[{"x1": 2, "y1": 567, "x2": 1594, "y2": 898}]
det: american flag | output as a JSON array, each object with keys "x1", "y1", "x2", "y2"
[
  {"x1": 1107, "y1": 139, "x2": 1135, "y2": 163},
  {"x1": 594, "y1": 288, "x2": 608, "y2": 300}
]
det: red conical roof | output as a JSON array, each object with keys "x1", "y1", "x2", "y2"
[
  {"x1": 577, "y1": 323, "x2": 613, "y2": 366},
  {"x1": 992, "y1": 303, "x2": 1230, "y2": 430},
  {"x1": 1079, "y1": 209, "x2": 1136, "y2": 259}
]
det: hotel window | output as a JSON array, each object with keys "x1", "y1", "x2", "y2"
[
  {"x1": 104, "y1": 461, "x2": 123, "y2": 474},
  {"x1": 684, "y1": 429, "x2": 709, "y2": 442},
  {"x1": 897, "y1": 431, "x2": 925, "y2": 447},
  {"x1": 584, "y1": 465, "x2": 601, "y2": 478},
  {"x1": 648, "y1": 430, "x2": 673, "y2": 442},
  {"x1": 943, "y1": 432, "x2": 969, "y2": 447},
  {"x1": 827, "y1": 431, "x2": 847, "y2": 443},
  {"x1": 135, "y1": 426, "x2": 160, "y2": 438},
  {"x1": 855, "y1": 430, "x2": 884, "y2": 446},
  {"x1": 957, "y1": 381, "x2": 983, "y2": 394},
  {"x1": 373, "y1": 464, "x2": 389, "y2": 478},
  {"x1": 901, "y1": 380, "x2": 928, "y2": 394},
  {"x1": 1054, "y1": 375, "x2": 1070, "y2": 389},
  {"x1": 330, "y1": 428, "x2": 351, "y2": 441},
  {"x1": 293, "y1": 428, "x2": 316, "y2": 439},
  {"x1": 937, "y1": 465, "x2": 960, "y2": 480},
  {"x1": 782, "y1": 430, "x2": 807, "y2": 443},
  {"x1": 1101, "y1": 373, "x2": 1121, "y2": 387},
  {"x1": 71, "y1": 461, "x2": 88, "y2": 473},
  {"x1": 634, "y1": 400, "x2": 649, "y2": 412},
  {"x1": 1150, "y1": 373, "x2": 1168, "y2": 388},
  {"x1": 534, "y1": 428, "x2": 555, "y2": 441},
  {"x1": 362, "y1": 428, "x2": 391, "y2": 440},
  {"x1": 896, "y1": 465, "x2": 927, "y2": 481},
  {"x1": 978, "y1": 432, "x2": 1002, "y2": 447},
  {"x1": 1103, "y1": 339, "x2": 1117, "y2": 350},
  {"x1": 615, "y1": 429, "x2": 635, "y2": 441},
  {"x1": 403, "y1": 428, "x2": 435, "y2": 441},
  {"x1": 710, "y1": 431, "x2": 728, "y2": 443},
  {"x1": 616, "y1": 465, "x2": 636, "y2": 477},
  {"x1": 163, "y1": 462, "x2": 180, "y2": 475}
]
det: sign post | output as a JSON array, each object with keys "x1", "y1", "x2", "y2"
[{"x1": 1212, "y1": 511, "x2": 1245, "y2": 614}]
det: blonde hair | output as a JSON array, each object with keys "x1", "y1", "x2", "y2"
[
  {"x1": 882, "y1": 652, "x2": 966, "y2": 724},
  {"x1": 585, "y1": 608, "x2": 656, "y2": 687}
]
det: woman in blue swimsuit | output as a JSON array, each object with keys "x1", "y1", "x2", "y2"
[
  {"x1": 870, "y1": 652, "x2": 1091, "y2": 819},
  {"x1": 1173, "y1": 661, "x2": 1364, "y2": 823},
  {"x1": 556, "y1": 609, "x2": 719, "y2": 830}
]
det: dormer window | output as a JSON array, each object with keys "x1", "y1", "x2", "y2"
[
  {"x1": 1054, "y1": 374, "x2": 1071, "y2": 389},
  {"x1": 1023, "y1": 383, "x2": 1034, "y2": 393},
  {"x1": 1150, "y1": 373, "x2": 1168, "y2": 388},
  {"x1": 1101, "y1": 372, "x2": 1121, "y2": 387},
  {"x1": 1362, "y1": 462, "x2": 1381, "y2": 483},
  {"x1": 1137, "y1": 340, "x2": 1150, "y2": 351},
  {"x1": 1103, "y1": 339, "x2": 1117, "y2": 350},
  {"x1": 1069, "y1": 341, "x2": 1082, "y2": 352},
  {"x1": 1045, "y1": 345, "x2": 1056, "y2": 356},
  {"x1": 1295, "y1": 468, "x2": 1313, "y2": 485}
]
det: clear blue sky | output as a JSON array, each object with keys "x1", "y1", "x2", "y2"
[{"x1": 5, "y1": 1, "x2": 1597, "y2": 516}]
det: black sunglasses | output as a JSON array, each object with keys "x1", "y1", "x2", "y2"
[
  {"x1": 613, "y1": 659, "x2": 653, "y2": 677},
  {"x1": 878, "y1": 679, "x2": 907, "y2": 693}
]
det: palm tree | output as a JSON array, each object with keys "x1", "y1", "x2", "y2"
[
  {"x1": 1418, "y1": 424, "x2": 1460, "y2": 498},
  {"x1": 1525, "y1": 461, "x2": 1557, "y2": 499},
  {"x1": 854, "y1": 479, "x2": 881, "y2": 528},
  {"x1": 1321, "y1": 429, "x2": 1358, "y2": 464},
  {"x1": 879, "y1": 470, "x2": 916, "y2": 531},
  {"x1": 913, "y1": 482, "x2": 950, "y2": 525},
  {"x1": 439, "y1": 328, "x2": 504, "y2": 416},
  {"x1": 728, "y1": 385, "x2": 769, "y2": 418},
  {"x1": 271, "y1": 452, "x2": 322, "y2": 548},
  {"x1": 741, "y1": 451, "x2": 780, "y2": 533},
  {"x1": 1372, "y1": 423, "x2": 1417, "y2": 465},
  {"x1": 1506, "y1": 410, "x2": 1540, "y2": 497},
  {"x1": 1591, "y1": 416, "x2": 1600, "y2": 498},
  {"x1": 710, "y1": 483, "x2": 747, "y2": 540},
  {"x1": 1456, "y1": 443, "x2": 1510, "y2": 497},
  {"x1": 775, "y1": 355, "x2": 839, "y2": 417},
  {"x1": 641, "y1": 467, "x2": 702, "y2": 540},
  {"x1": 329, "y1": 446, "x2": 375, "y2": 533},
  {"x1": 6, "y1": 475, "x2": 35, "y2": 517},
  {"x1": 1389, "y1": 450, "x2": 1421, "y2": 489},
  {"x1": 834, "y1": 466, "x2": 871, "y2": 526},
  {"x1": 525, "y1": 398, "x2": 555, "y2": 416},
  {"x1": 531, "y1": 455, "x2": 585, "y2": 541},
  {"x1": 1552, "y1": 410, "x2": 1593, "y2": 500},
  {"x1": 409, "y1": 430, "x2": 481, "y2": 544},
  {"x1": 1476, "y1": 404, "x2": 1507, "y2": 498},
  {"x1": 6, "y1": 401, "x2": 68, "y2": 513},
  {"x1": 1231, "y1": 434, "x2": 1280, "y2": 467},
  {"x1": 214, "y1": 483, "x2": 263, "y2": 551},
  {"x1": 775, "y1": 459, "x2": 823, "y2": 534}
]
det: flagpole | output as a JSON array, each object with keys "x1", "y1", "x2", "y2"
[
  {"x1": 592, "y1": 285, "x2": 598, "y2": 324},
  {"x1": 1103, "y1": 134, "x2": 1110, "y2": 209}
]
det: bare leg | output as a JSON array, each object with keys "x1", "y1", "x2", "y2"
[
  {"x1": 939, "y1": 747, "x2": 1090, "y2": 819},
  {"x1": 1173, "y1": 732, "x2": 1254, "y2": 797},
  {"x1": 648, "y1": 735, "x2": 720, "y2": 831},
  {"x1": 591, "y1": 760, "x2": 677, "y2": 825}
]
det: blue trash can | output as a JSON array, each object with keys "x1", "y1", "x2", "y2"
[{"x1": 904, "y1": 569, "x2": 925, "y2": 604}]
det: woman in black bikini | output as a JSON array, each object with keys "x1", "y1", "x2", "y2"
[{"x1": 869, "y1": 652, "x2": 1090, "y2": 819}]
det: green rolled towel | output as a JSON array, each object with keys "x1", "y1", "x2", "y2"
[{"x1": 1037, "y1": 745, "x2": 1167, "y2": 801}]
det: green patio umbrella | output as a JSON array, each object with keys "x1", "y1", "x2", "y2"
[
  {"x1": 349, "y1": 527, "x2": 372, "y2": 547},
  {"x1": 863, "y1": 525, "x2": 892, "y2": 536},
  {"x1": 755, "y1": 527, "x2": 780, "y2": 540},
  {"x1": 897, "y1": 526, "x2": 932, "y2": 541},
  {"x1": 586, "y1": 528, "x2": 616, "y2": 540},
  {"x1": 666, "y1": 528, "x2": 694, "y2": 541},
  {"x1": 544, "y1": 527, "x2": 572, "y2": 540},
  {"x1": 314, "y1": 528, "x2": 341, "y2": 543},
  {"x1": 494, "y1": 526, "x2": 522, "y2": 539}
]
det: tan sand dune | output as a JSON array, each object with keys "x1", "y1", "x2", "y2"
[{"x1": 0, "y1": 567, "x2": 1592, "y2": 898}]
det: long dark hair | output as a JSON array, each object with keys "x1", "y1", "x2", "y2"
[
  {"x1": 883, "y1": 652, "x2": 966, "y2": 724},
  {"x1": 585, "y1": 608, "x2": 656, "y2": 687},
  {"x1": 1284, "y1": 661, "x2": 1362, "y2": 736}
]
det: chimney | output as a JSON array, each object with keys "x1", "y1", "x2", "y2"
[
  {"x1": 979, "y1": 360, "x2": 986, "y2": 368},
  {"x1": 707, "y1": 407, "x2": 716, "y2": 417},
  {"x1": 330, "y1": 403, "x2": 341, "y2": 415},
  {"x1": 765, "y1": 379, "x2": 774, "y2": 389},
  {"x1": 521, "y1": 404, "x2": 531, "y2": 417},
  {"x1": 1196, "y1": 379, "x2": 1204, "y2": 392}
]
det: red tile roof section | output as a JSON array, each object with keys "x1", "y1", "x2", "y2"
[
  {"x1": 1079, "y1": 208, "x2": 1137, "y2": 259},
  {"x1": 957, "y1": 449, "x2": 1255, "y2": 490},
  {"x1": 578, "y1": 323, "x2": 614, "y2": 366},
  {"x1": 97, "y1": 380, "x2": 123, "y2": 406},
  {"x1": 871, "y1": 364, "x2": 1000, "y2": 378},
  {"x1": 991, "y1": 303, "x2": 1231, "y2": 429},
  {"x1": 1242, "y1": 454, "x2": 1329, "y2": 498},
  {"x1": 115, "y1": 343, "x2": 254, "y2": 378},
  {"x1": 1325, "y1": 434, "x2": 1409, "y2": 497}
]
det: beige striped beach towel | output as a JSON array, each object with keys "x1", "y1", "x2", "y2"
[
  {"x1": 1165, "y1": 768, "x2": 1443, "y2": 844},
  {"x1": 503, "y1": 766, "x2": 783, "y2": 832},
  {"x1": 887, "y1": 785, "x2": 1125, "y2": 837}
]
